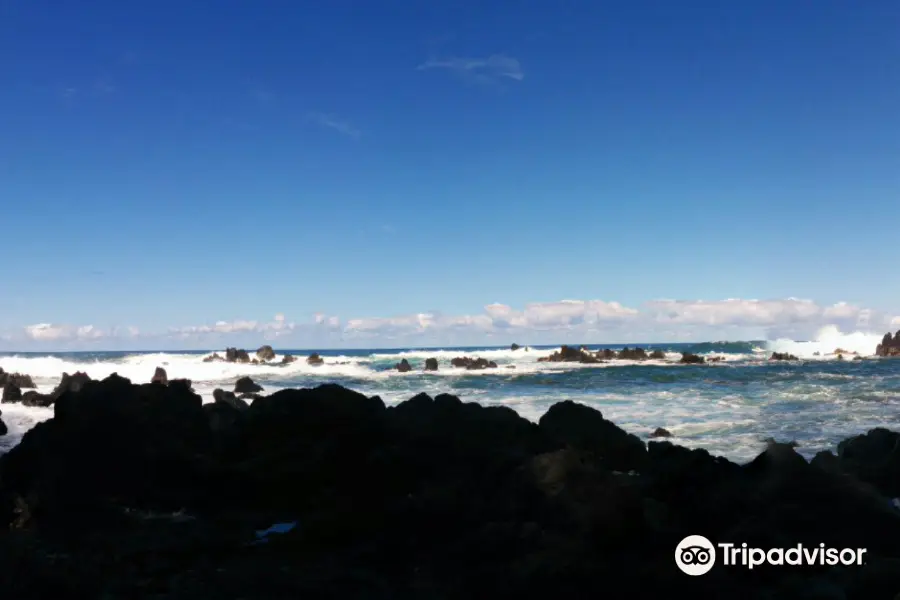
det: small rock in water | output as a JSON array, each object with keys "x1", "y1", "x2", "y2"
[
  {"x1": 679, "y1": 352, "x2": 705, "y2": 364},
  {"x1": 307, "y1": 353, "x2": 324, "y2": 366},
  {"x1": 2, "y1": 383, "x2": 22, "y2": 404},
  {"x1": 650, "y1": 427, "x2": 672, "y2": 438},
  {"x1": 234, "y1": 376, "x2": 263, "y2": 394},
  {"x1": 395, "y1": 359, "x2": 412, "y2": 373},
  {"x1": 256, "y1": 345, "x2": 276, "y2": 361},
  {"x1": 281, "y1": 354, "x2": 297, "y2": 364},
  {"x1": 424, "y1": 358, "x2": 438, "y2": 371}
]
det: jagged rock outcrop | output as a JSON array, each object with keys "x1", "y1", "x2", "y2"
[
  {"x1": 0, "y1": 368, "x2": 35, "y2": 389},
  {"x1": 770, "y1": 352, "x2": 799, "y2": 361},
  {"x1": 450, "y1": 356, "x2": 498, "y2": 370},
  {"x1": 150, "y1": 367, "x2": 168, "y2": 385},
  {"x1": 537, "y1": 345, "x2": 602, "y2": 364},
  {"x1": 3, "y1": 381, "x2": 900, "y2": 598},
  {"x1": 306, "y1": 353, "x2": 324, "y2": 366},
  {"x1": 424, "y1": 357, "x2": 438, "y2": 371},
  {"x1": 2, "y1": 383, "x2": 22, "y2": 404},
  {"x1": 233, "y1": 377, "x2": 263, "y2": 395},
  {"x1": 876, "y1": 331, "x2": 900, "y2": 357},
  {"x1": 256, "y1": 345, "x2": 276, "y2": 361},
  {"x1": 281, "y1": 354, "x2": 297, "y2": 364},
  {"x1": 679, "y1": 352, "x2": 705, "y2": 364},
  {"x1": 510, "y1": 343, "x2": 520, "y2": 351}
]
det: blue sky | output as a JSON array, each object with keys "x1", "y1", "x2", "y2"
[{"x1": 1, "y1": 0, "x2": 898, "y2": 350}]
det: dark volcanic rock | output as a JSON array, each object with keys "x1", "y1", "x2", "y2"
[
  {"x1": 17, "y1": 371, "x2": 95, "y2": 407},
  {"x1": 770, "y1": 352, "x2": 799, "y2": 361},
  {"x1": 225, "y1": 348, "x2": 251, "y2": 363},
  {"x1": 450, "y1": 356, "x2": 498, "y2": 370},
  {"x1": 256, "y1": 345, "x2": 276, "y2": 361},
  {"x1": 876, "y1": 330, "x2": 900, "y2": 357},
  {"x1": 395, "y1": 358, "x2": 412, "y2": 373},
  {"x1": 306, "y1": 353, "x2": 324, "y2": 366},
  {"x1": 650, "y1": 427, "x2": 672, "y2": 438},
  {"x1": 281, "y1": 354, "x2": 297, "y2": 364},
  {"x1": 679, "y1": 352, "x2": 705, "y2": 364},
  {"x1": 213, "y1": 388, "x2": 249, "y2": 411},
  {"x1": 233, "y1": 376, "x2": 263, "y2": 395},
  {"x1": 649, "y1": 349, "x2": 666, "y2": 359},
  {"x1": 537, "y1": 345, "x2": 601, "y2": 364},
  {"x1": 0, "y1": 368, "x2": 36, "y2": 389},
  {"x1": 424, "y1": 357, "x2": 438, "y2": 371},
  {"x1": 2, "y1": 383, "x2": 22, "y2": 404},
  {"x1": 538, "y1": 400, "x2": 648, "y2": 472},
  {"x1": 6, "y1": 382, "x2": 900, "y2": 598},
  {"x1": 0, "y1": 414, "x2": 6, "y2": 436},
  {"x1": 202, "y1": 352, "x2": 223, "y2": 362},
  {"x1": 616, "y1": 347, "x2": 648, "y2": 360},
  {"x1": 510, "y1": 343, "x2": 520, "y2": 351},
  {"x1": 150, "y1": 367, "x2": 168, "y2": 385}
]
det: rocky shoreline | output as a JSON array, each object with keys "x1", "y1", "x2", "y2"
[{"x1": 1, "y1": 373, "x2": 900, "y2": 598}]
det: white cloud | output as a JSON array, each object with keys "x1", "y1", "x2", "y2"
[
  {"x1": 486, "y1": 300, "x2": 637, "y2": 330},
  {"x1": 417, "y1": 54, "x2": 524, "y2": 83},
  {"x1": 644, "y1": 298, "x2": 824, "y2": 326},
  {"x1": 24, "y1": 323, "x2": 108, "y2": 341},
  {"x1": 24, "y1": 324, "x2": 72, "y2": 341},
  {"x1": 6, "y1": 298, "x2": 899, "y2": 349}
]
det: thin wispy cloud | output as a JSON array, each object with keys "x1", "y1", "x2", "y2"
[
  {"x1": 417, "y1": 54, "x2": 524, "y2": 84},
  {"x1": 308, "y1": 112, "x2": 361, "y2": 139}
]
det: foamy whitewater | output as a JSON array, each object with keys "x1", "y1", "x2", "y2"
[{"x1": 2, "y1": 328, "x2": 898, "y2": 462}]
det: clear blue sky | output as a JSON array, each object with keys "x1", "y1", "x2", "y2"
[{"x1": 1, "y1": 0, "x2": 898, "y2": 349}]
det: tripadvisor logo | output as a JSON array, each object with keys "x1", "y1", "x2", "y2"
[{"x1": 675, "y1": 535, "x2": 867, "y2": 575}]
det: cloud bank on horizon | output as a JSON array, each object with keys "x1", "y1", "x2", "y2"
[{"x1": 3, "y1": 298, "x2": 897, "y2": 351}]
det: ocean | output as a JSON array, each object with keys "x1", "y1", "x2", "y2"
[{"x1": 1, "y1": 328, "x2": 897, "y2": 462}]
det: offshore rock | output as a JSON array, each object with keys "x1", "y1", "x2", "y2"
[
  {"x1": 0, "y1": 369, "x2": 35, "y2": 389},
  {"x1": 876, "y1": 331, "x2": 900, "y2": 357}
]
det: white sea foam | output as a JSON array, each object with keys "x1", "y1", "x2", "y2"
[
  {"x1": 0, "y1": 352, "x2": 376, "y2": 385},
  {"x1": 767, "y1": 326, "x2": 884, "y2": 358}
]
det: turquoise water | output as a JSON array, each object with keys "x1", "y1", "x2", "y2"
[{"x1": 2, "y1": 340, "x2": 899, "y2": 462}]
